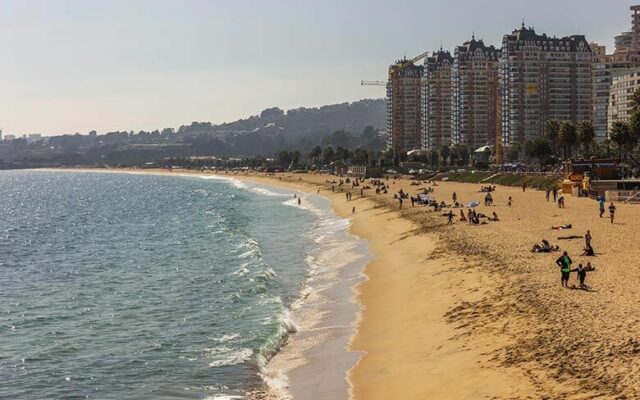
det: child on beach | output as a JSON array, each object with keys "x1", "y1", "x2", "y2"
[
  {"x1": 572, "y1": 264, "x2": 588, "y2": 289},
  {"x1": 598, "y1": 195, "x2": 605, "y2": 217},
  {"x1": 508, "y1": 196, "x2": 512, "y2": 207},
  {"x1": 609, "y1": 203, "x2": 616, "y2": 224}
]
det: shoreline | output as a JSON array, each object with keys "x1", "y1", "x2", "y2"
[
  {"x1": 36, "y1": 168, "x2": 640, "y2": 399},
  {"x1": 37, "y1": 168, "x2": 371, "y2": 399}
]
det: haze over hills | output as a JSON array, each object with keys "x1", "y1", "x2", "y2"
[{"x1": 0, "y1": 98, "x2": 386, "y2": 167}]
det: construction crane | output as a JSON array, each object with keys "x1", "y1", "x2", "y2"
[{"x1": 361, "y1": 80, "x2": 386, "y2": 86}]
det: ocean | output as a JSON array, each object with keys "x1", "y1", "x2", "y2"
[{"x1": 0, "y1": 170, "x2": 366, "y2": 399}]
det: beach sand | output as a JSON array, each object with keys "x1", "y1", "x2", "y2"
[
  {"x1": 62, "y1": 168, "x2": 640, "y2": 399},
  {"x1": 225, "y1": 170, "x2": 640, "y2": 400}
]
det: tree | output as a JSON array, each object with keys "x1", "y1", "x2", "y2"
[
  {"x1": 628, "y1": 109, "x2": 640, "y2": 145},
  {"x1": 322, "y1": 145, "x2": 335, "y2": 165},
  {"x1": 277, "y1": 150, "x2": 292, "y2": 168},
  {"x1": 440, "y1": 145, "x2": 450, "y2": 167},
  {"x1": 610, "y1": 121, "x2": 633, "y2": 159},
  {"x1": 545, "y1": 119, "x2": 561, "y2": 153},
  {"x1": 577, "y1": 121, "x2": 595, "y2": 157},
  {"x1": 309, "y1": 145, "x2": 322, "y2": 166},
  {"x1": 449, "y1": 146, "x2": 460, "y2": 166},
  {"x1": 429, "y1": 149, "x2": 440, "y2": 168},
  {"x1": 558, "y1": 121, "x2": 578, "y2": 159},
  {"x1": 458, "y1": 144, "x2": 470, "y2": 166},
  {"x1": 632, "y1": 87, "x2": 640, "y2": 111},
  {"x1": 524, "y1": 138, "x2": 553, "y2": 169}
]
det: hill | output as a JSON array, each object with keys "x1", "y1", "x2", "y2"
[{"x1": 0, "y1": 98, "x2": 387, "y2": 167}]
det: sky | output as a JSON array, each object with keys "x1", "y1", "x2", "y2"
[{"x1": 0, "y1": 0, "x2": 637, "y2": 136}]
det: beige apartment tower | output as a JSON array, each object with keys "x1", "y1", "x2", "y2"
[
  {"x1": 452, "y1": 37, "x2": 501, "y2": 150},
  {"x1": 500, "y1": 25, "x2": 593, "y2": 145},
  {"x1": 422, "y1": 50, "x2": 454, "y2": 150}
]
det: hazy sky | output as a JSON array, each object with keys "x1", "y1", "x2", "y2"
[{"x1": 0, "y1": 0, "x2": 636, "y2": 135}]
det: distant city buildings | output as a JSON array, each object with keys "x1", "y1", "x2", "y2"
[
  {"x1": 422, "y1": 50, "x2": 453, "y2": 150},
  {"x1": 608, "y1": 70, "x2": 640, "y2": 130},
  {"x1": 499, "y1": 25, "x2": 592, "y2": 146},
  {"x1": 453, "y1": 37, "x2": 500, "y2": 149},
  {"x1": 387, "y1": 61, "x2": 424, "y2": 156},
  {"x1": 384, "y1": 4, "x2": 640, "y2": 158}
]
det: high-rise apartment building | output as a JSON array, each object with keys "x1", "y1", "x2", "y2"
[
  {"x1": 591, "y1": 44, "x2": 632, "y2": 139},
  {"x1": 500, "y1": 25, "x2": 592, "y2": 146},
  {"x1": 592, "y1": 5, "x2": 640, "y2": 138},
  {"x1": 608, "y1": 69, "x2": 640, "y2": 131},
  {"x1": 422, "y1": 50, "x2": 454, "y2": 150},
  {"x1": 386, "y1": 61, "x2": 424, "y2": 156},
  {"x1": 452, "y1": 37, "x2": 500, "y2": 150}
]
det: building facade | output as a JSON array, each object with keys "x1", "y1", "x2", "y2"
[
  {"x1": 500, "y1": 25, "x2": 593, "y2": 146},
  {"x1": 608, "y1": 69, "x2": 640, "y2": 131},
  {"x1": 591, "y1": 48, "x2": 632, "y2": 139},
  {"x1": 387, "y1": 62, "x2": 424, "y2": 155},
  {"x1": 422, "y1": 50, "x2": 453, "y2": 150},
  {"x1": 452, "y1": 37, "x2": 501, "y2": 150}
]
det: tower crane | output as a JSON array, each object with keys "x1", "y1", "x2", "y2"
[{"x1": 361, "y1": 80, "x2": 386, "y2": 86}]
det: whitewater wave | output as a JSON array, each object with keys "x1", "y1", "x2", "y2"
[{"x1": 207, "y1": 347, "x2": 253, "y2": 368}]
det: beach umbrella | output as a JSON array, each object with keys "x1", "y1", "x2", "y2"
[{"x1": 466, "y1": 201, "x2": 480, "y2": 208}]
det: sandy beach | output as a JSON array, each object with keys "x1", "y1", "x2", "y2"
[
  {"x1": 222, "y1": 170, "x2": 639, "y2": 399},
  {"x1": 60, "y1": 168, "x2": 640, "y2": 399}
]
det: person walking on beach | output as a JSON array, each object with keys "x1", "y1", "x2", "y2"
[
  {"x1": 585, "y1": 230, "x2": 592, "y2": 248},
  {"x1": 297, "y1": 198, "x2": 301, "y2": 206},
  {"x1": 558, "y1": 196, "x2": 565, "y2": 208},
  {"x1": 447, "y1": 210, "x2": 454, "y2": 224},
  {"x1": 452, "y1": 192, "x2": 457, "y2": 203},
  {"x1": 598, "y1": 195, "x2": 605, "y2": 218},
  {"x1": 545, "y1": 189, "x2": 550, "y2": 201},
  {"x1": 609, "y1": 202, "x2": 616, "y2": 224},
  {"x1": 522, "y1": 183, "x2": 527, "y2": 192},
  {"x1": 572, "y1": 264, "x2": 588, "y2": 289},
  {"x1": 556, "y1": 251, "x2": 573, "y2": 288},
  {"x1": 552, "y1": 187, "x2": 558, "y2": 202},
  {"x1": 398, "y1": 197, "x2": 403, "y2": 209},
  {"x1": 507, "y1": 196, "x2": 512, "y2": 207}
]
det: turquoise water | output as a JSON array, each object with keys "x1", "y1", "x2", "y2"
[{"x1": 0, "y1": 170, "x2": 332, "y2": 399}]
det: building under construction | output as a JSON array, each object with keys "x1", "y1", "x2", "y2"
[{"x1": 386, "y1": 55, "x2": 426, "y2": 158}]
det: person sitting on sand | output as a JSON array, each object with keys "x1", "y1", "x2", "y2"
[
  {"x1": 488, "y1": 211, "x2": 499, "y2": 222},
  {"x1": 531, "y1": 239, "x2": 552, "y2": 253},
  {"x1": 556, "y1": 251, "x2": 573, "y2": 288},
  {"x1": 460, "y1": 209, "x2": 467, "y2": 221},
  {"x1": 471, "y1": 215, "x2": 480, "y2": 225},
  {"x1": 581, "y1": 242, "x2": 595, "y2": 257}
]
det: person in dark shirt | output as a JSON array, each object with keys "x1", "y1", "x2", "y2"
[
  {"x1": 609, "y1": 203, "x2": 616, "y2": 224},
  {"x1": 572, "y1": 264, "x2": 588, "y2": 289},
  {"x1": 556, "y1": 251, "x2": 573, "y2": 288}
]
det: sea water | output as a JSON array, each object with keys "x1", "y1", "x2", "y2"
[{"x1": 0, "y1": 170, "x2": 362, "y2": 399}]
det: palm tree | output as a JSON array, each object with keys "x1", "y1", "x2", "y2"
[
  {"x1": 610, "y1": 121, "x2": 632, "y2": 159},
  {"x1": 309, "y1": 145, "x2": 322, "y2": 166},
  {"x1": 558, "y1": 121, "x2": 578, "y2": 159},
  {"x1": 545, "y1": 119, "x2": 561, "y2": 153},
  {"x1": 577, "y1": 121, "x2": 595, "y2": 157}
]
